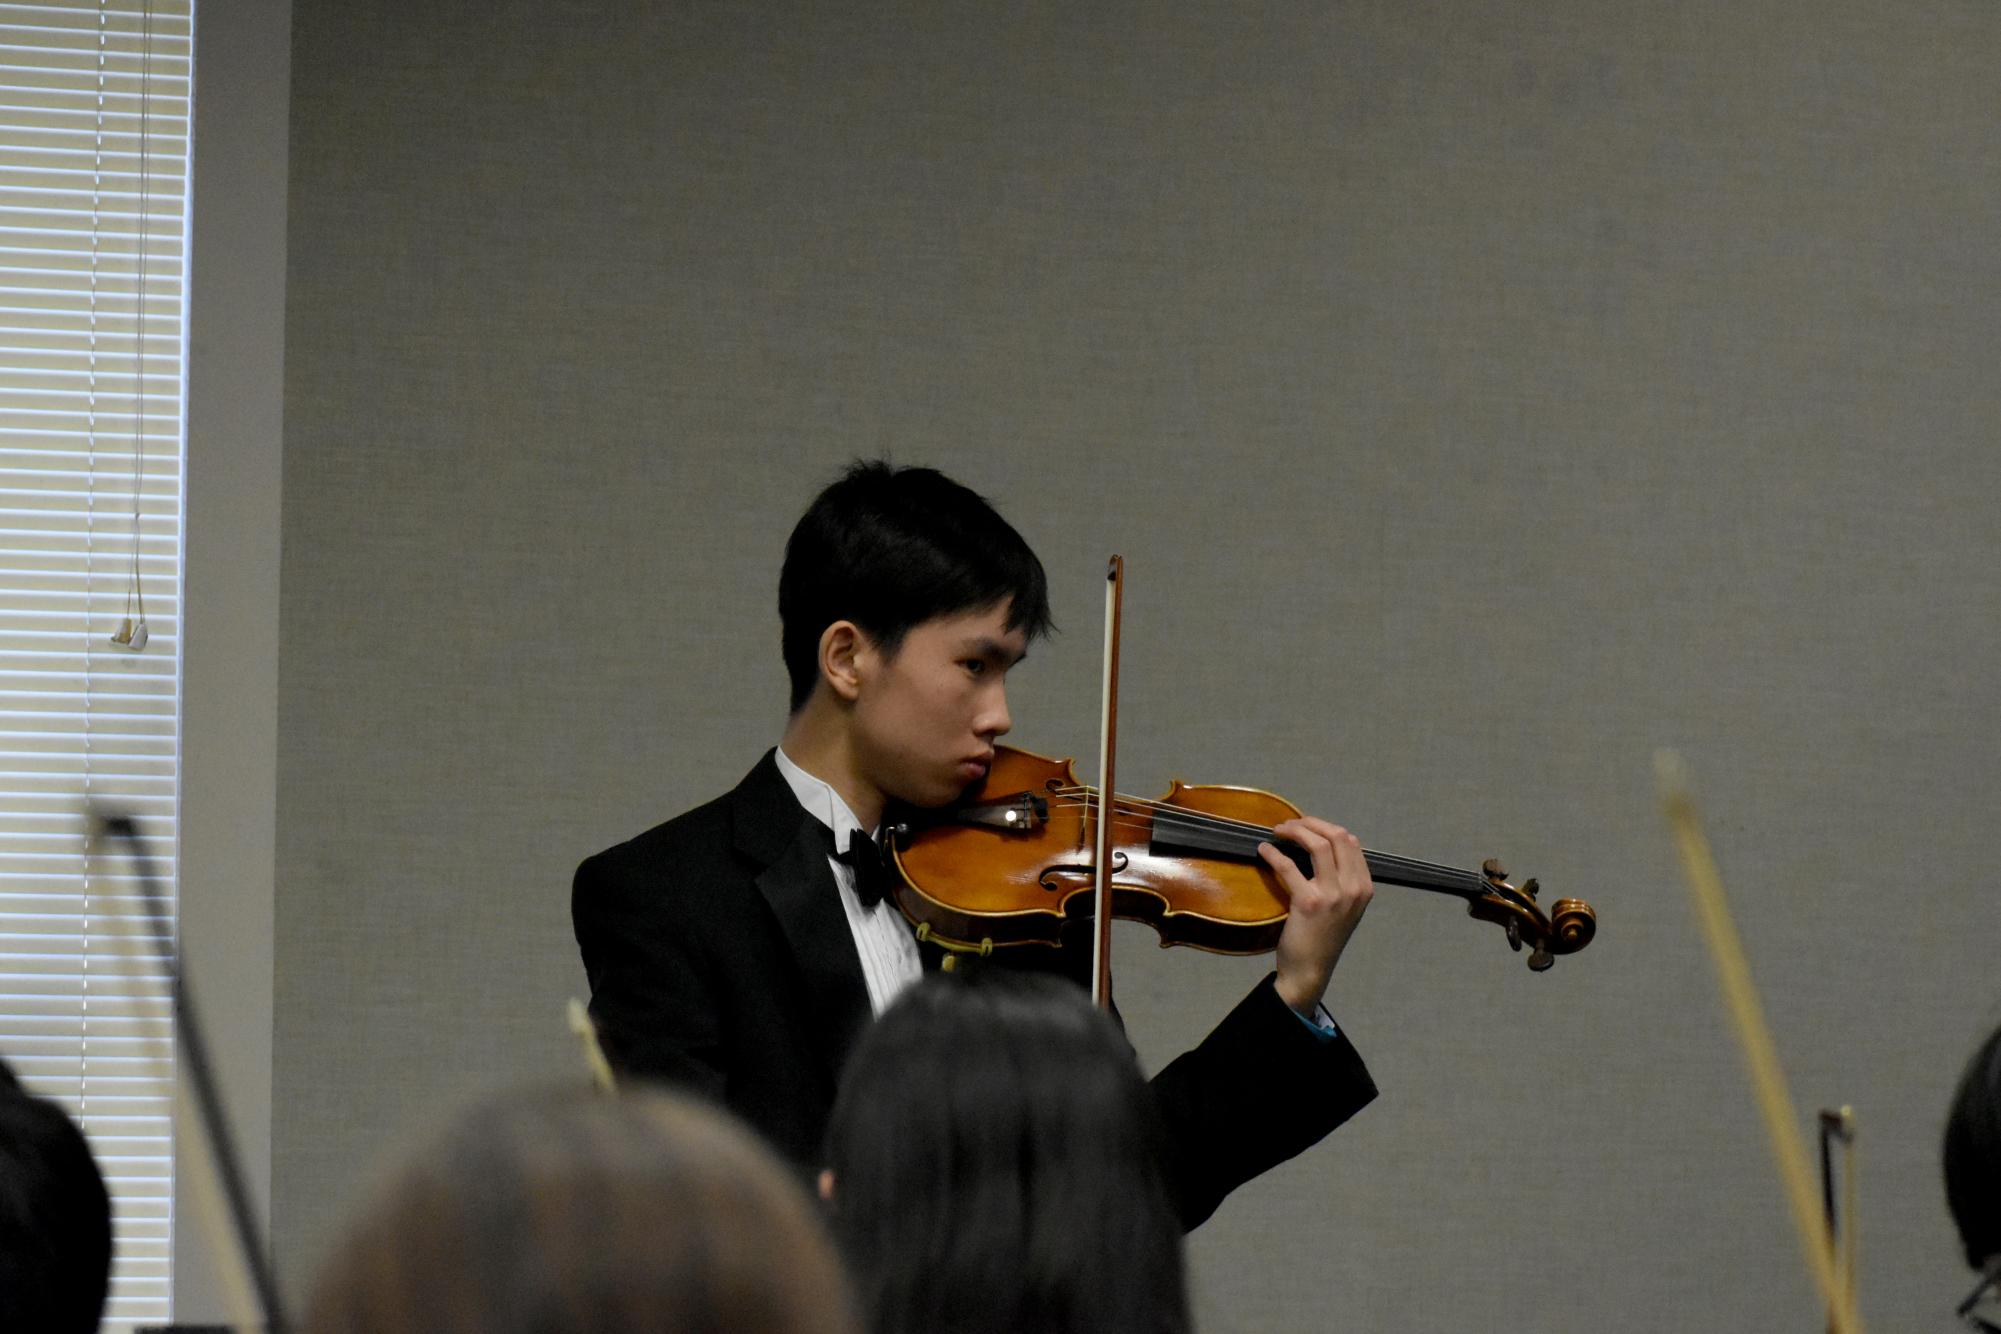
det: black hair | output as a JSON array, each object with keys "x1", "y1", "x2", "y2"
[
  {"x1": 779, "y1": 462, "x2": 1054, "y2": 712},
  {"x1": 0, "y1": 1059, "x2": 113, "y2": 1332},
  {"x1": 1947, "y1": 1023, "x2": 2001, "y2": 1268},
  {"x1": 823, "y1": 972, "x2": 1189, "y2": 1334}
]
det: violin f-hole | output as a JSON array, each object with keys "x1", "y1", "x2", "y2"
[{"x1": 1040, "y1": 853, "x2": 1127, "y2": 893}]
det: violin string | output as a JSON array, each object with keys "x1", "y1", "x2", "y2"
[
  {"x1": 1044, "y1": 791, "x2": 1294, "y2": 843},
  {"x1": 1044, "y1": 803, "x2": 1467, "y2": 882},
  {"x1": 1000, "y1": 806, "x2": 1495, "y2": 899},
  {"x1": 1032, "y1": 790, "x2": 1489, "y2": 889},
  {"x1": 952, "y1": 800, "x2": 1511, "y2": 905},
  {"x1": 1041, "y1": 789, "x2": 1478, "y2": 877},
  {"x1": 1016, "y1": 816, "x2": 1488, "y2": 896},
  {"x1": 1039, "y1": 797, "x2": 1274, "y2": 842},
  {"x1": 1042, "y1": 790, "x2": 1443, "y2": 881},
  {"x1": 1047, "y1": 787, "x2": 1359, "y2": 844},
  {"x1": 1044, "y1": 786, "x2": 1268, "y2": 832},
  {"x1": 1035, "y1": 806, "x2": 1256, "y2": 844}
]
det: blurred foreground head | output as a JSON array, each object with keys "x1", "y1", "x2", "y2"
[
  {"x1": 1948, "y1": 1023, "x2": 2001, "y2": 1269},
  {"x1": 824, "y1": 972, "x2": 1189, "y2": 1334},
  {"x1": 306, "y1": 1086, "x2": 857, "y2": 1334},
  {"x1": 0, "y1": 1060, "x2": 111, "y2": 1332}
]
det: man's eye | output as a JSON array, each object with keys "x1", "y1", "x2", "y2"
[{"x1": 962, "y1": 660, "x2": 986, "y2": 677}]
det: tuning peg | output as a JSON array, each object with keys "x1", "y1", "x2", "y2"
[
  {"x1": 1521, "y1": 877, "x2": 1540, "y2": 901},
  {"x1": 1481, "y1": 857, "x2": 1507, "y2": 884}
]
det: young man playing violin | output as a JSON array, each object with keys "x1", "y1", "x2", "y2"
[{"x1": 572, "y1": 460, "x2": 1377, "y2": 1228}]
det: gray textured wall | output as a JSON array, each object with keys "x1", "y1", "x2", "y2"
[{"x1": 276, "y1": 3, "x2": 2001, "y2": 1328}]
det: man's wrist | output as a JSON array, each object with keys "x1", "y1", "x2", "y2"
[{"x1": 1273, "y1": 969, "x2": 1331, "y2": 1018}]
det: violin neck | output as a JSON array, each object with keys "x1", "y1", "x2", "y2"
[
  {"x1": 1361, "y1": 850, "x2": 1489, "y2": 902},
  {"x1": 1146, "y1": 806, "x2": 1486, "y2": 902}
]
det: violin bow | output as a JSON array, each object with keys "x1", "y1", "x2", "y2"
[
  {"x1": 1090, "y1": 555, "x2": 1124, "y2": 1011},
  {"x1": 1818, "y1": 1107, "x2": 1859, "y2": 1334},
  {"x1": 88, "y1": 807, "x2": 288, "y2": 1333},
  {"x1": 1656, "y1": 752, "x2": 1864, "y2": 1334},
  {"x1": 567, "y1": 997, "x2": 618, "y2": 1095}
]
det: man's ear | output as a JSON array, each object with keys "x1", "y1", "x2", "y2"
[
  {"x1": 817, "y1": 1168, "x2": 835, "y2": 1202},
  {"x1": 819, "y1": 621, "x2": 869, "y2": 703}
]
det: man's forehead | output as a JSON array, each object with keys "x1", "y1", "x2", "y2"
[{"x1": 928, "y1": 605, "x2": 1030, "y2": 659}]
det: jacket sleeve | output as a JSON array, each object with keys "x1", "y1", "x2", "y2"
[
  {"x1": 572, "y1": 849, "x2": 728, "y2": 1098},
  {"x1": 1148, "y1": 972, "x2": 1377, "y2": 1230}
]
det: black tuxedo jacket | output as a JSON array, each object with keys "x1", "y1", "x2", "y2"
[{"x1": 573, "y1": 750, "x2": 1377, "y2": 1228}]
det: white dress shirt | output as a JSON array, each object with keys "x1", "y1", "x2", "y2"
[{"x1": 773, "y1": 746, "x2": 925, "y2": 1016}]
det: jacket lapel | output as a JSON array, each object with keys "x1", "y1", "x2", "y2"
[{"x1": 730, "y1": 751, "x2": 874, "y2": 1082}]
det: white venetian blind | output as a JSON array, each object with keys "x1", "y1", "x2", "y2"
[{"x1": 0, "y1": 1, "x2": 191, "y2": 1329}]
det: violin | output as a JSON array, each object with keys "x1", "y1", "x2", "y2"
[
  {"x1": 886, "y1": 743, "x2": 1597, "y2": 972},
  {"x1": 887, "y1": 557, "x2": 1595, "y2": 999}
]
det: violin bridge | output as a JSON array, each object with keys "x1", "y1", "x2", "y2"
[{"x1": 952, "y1": 793, "x2": 1047, "y2": 833}]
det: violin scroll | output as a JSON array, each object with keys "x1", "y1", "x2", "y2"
[{"x1": 1469, "y1": 859, "x2": 1597, "y2": 971}]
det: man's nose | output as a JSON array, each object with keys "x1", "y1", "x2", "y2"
[{"x1": 978, "y1": 685, "x2": 1012, "y2": 739}]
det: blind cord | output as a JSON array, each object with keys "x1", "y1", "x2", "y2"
[{"x1": 113, "y1": 0, "x2": 156, "y2": 652}]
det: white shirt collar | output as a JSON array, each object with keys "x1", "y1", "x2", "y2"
[{"x1": 773, "y1": 746, "x2": 873, "y2": 847}]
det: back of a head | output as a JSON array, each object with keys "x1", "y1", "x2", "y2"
[
  {"x1": 0, "y1": 1060, "x2": 112, "y2": 1332},
  {"x1": 1947, "y1": 1023, "x2": 2001, "y2": 1268},
  {"x1": 306, "y1": 1087, "x2": 857, "y2": 1334},
  {"x1": 778, "y1": 461, "x2": 1053, "y2": 712},
  {"x1": 824, "y1": 972, "x2": 1189, "y2": 1334}
]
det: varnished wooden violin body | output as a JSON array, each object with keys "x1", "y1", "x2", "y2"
[{"x1": 887, "y1": 745, "x2": 1596, "y2": 970}]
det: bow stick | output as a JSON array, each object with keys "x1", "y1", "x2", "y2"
[
  {"x1": 88, "y1": 808, "x2": 287, "y2": 1333},
  {"x1": 1656, "y1": 751, "x2": 1863, "y2": 1334},
  {"x1": 1090, "y1": 555, "x2": 1124, "y2": 1010}
]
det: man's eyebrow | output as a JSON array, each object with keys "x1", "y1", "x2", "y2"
[{"x1": 963, "y1": 637, "x2": 1029, "y2": 667}]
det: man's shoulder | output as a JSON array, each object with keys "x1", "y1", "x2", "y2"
[
  {"x1": 578, "y1": 787, "x2": 739, "y2": 883},
  {"x1": 571, "y1": 792, "x2": 756, "y2": 951},
  {"x1": 574, "y1": 750, "x2": 794, "y2": 895}
]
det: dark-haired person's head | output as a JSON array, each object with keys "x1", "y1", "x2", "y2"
[
  {"x1": 0, "y1": 1059, "x2": 112, "y2": 1332},
  {"x1": 306, "y1": 1086, "x2": 857, "y2": 1334},
  {"x1": 823, "y1": 972, "x2": 1189, "y2": 1334},
  {"x1": 1947, "y1": 1023, "x2": 2001, "y2": 1270},
  {"x1": 779, "y1": 461, "x2": 1053, "y2": 718}
]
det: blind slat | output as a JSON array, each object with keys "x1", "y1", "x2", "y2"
[{"x1": 0, "y1": 4, "x2": 187, "y2": 1325}]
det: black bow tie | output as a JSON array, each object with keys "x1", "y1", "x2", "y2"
[{"x1": 830, "y1": 827, "x2": 892, "y2": 911}]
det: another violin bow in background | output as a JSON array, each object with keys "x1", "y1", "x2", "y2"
[
  {"x1": 1655, "y1": 751, "x2": 1864, "y2": 1334},
  {"x1": 567, "y1": 997, "x2": 618, "y2": 1095},
  {"x1": 1819, "y1": 1106, "x2": 1859, "y2": 1334},
  {"x1": 88, "y1": 807, "x2": 287, "y2": 1333}
]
